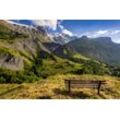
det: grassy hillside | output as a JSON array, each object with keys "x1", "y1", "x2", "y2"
[
  {"x1": 0, "y1": 44, "x2": 110, "y2": 84},
  {"x1": 0, "y1": 74, "x2": 120, "y2": 99}
]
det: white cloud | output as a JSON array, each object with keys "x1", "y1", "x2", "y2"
[
  {"x1": 58, "y1": 24, "x2": 73, "y2": 36},
  {"x1": 87, "y1": 30, "x2": 109, "y2": 37},
  {"x1": 59, "y1": 24, "x2": 64, "y2": 30},
  {"x1": 96, "y1": 30, "x2": 108, "y2": 35},
  {"x1": 62, "y1": 29, "x2": 73, "y2": 36},
  {"x1": 80, "y1": 29, "x2": 120, "y2": 43},
  {"x1": 111, "y1": 30, "x2": 120, "y2": 35},
  {"x1": 32, "y1": 20, "x2": 58, "y2": 30},
  {"x1": 32, "y1": 20, "x2": 73, "y2": 36}
]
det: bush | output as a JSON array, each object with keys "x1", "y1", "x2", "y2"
[
  {"x1": 0, "y1": 68, "x2": 39, "y2": 83},
  {"x1": 72, "y1": 60, "x2": 109, "y2": 75},
  {"x1": 0, "y1": 76, "x2": 6, "y2": 83},
  {"x1": 109, "y1": 66, "x2": 120, "y2": 77}
]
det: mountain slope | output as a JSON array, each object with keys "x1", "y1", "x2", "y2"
[
  {"x1": 0, "y1": 21, "x2": 81, "y2": 83},
  {"x1": 0, "y1": 20, "x2": 55, "y2": 71},
  {"x1": 66, "y1": 36, "x2": 120, "y2": 65}
]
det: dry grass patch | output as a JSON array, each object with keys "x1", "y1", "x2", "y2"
[{"x1": 0, "y1": 74, "x2": 120, "y2": 99}]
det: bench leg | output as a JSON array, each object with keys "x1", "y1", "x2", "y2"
[
  {"x1": 68, "y1": 81, "x2": 71, "y2": 93},
  {"x1": 97, "y1": 81, "x2": 102, "y2": 95},
  {"x1": 98, "y1": 88, "x2": 100, "y2": 95}
]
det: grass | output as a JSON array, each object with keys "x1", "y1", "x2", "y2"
[
  {"x1": 73, "y1": 53, "x2": 89, "y2": 60},
  {"x1": 36, "y1": 57, "x2": 82, "y2": 78},
  {"x1": 0, "y1": 74, "x2": 120, "y2": 99},
  {"x1": 0, "y1": 46, "x2": 21, "y2": 57}
]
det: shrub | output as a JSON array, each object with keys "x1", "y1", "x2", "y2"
[{"x1": 0, "y1": 76, "x2": 6, "y2": 83}]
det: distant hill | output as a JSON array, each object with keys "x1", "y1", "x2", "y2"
[{"x1": 66, "y1": 35, "x2": 120, "y2": 65}]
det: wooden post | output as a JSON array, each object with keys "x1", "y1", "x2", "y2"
[{"x1": 97, "y1": 81, "x2": 102, "y2": 95}]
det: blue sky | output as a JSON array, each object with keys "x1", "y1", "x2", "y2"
[
  {"x1": 61, "y1": 20, "x2": 120, "y2": 34},
  {"x1": 10, "y1": 20, "x2": 120, "y2": 43}
]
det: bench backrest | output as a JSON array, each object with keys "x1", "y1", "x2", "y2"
[{"x1": 65, "y1": 80, "x2": 106, "y2": 89}]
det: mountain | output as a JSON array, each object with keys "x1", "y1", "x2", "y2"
[
  {"x1": 66, "y1": 35, "x2": 120, "y2": 65},
  {"x1": 0, "y1": 20, "x2": 54, "y2": 71}
]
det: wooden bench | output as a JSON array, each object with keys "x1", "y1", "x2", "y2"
[{"x1": 64, "y1": 79, "x2": 106, "y2": 95}]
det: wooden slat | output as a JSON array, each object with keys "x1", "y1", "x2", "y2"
[
  {"x1": 65, "y1": 80, "x2": 106, "y2": 84},
  {"x1": 71, "y1": 83, "x2": 98, "y2": 86},
  {"x1": 70, "y1": 84, "x2": 98, "y2": 88},
  {"x1": 71, "y1": 85, "x2": 98, "y2": 88}
]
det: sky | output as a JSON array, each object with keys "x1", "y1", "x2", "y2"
[{"x1": 10, "y1": 20, "x2": 120, "y2": 43}]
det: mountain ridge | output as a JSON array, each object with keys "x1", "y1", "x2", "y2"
[{"x1": 66, "y1": 36, "x2": 120, "y2": 65}]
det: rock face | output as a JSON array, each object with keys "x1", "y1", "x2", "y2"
[
  {"x1": 0, "y1": 54, "x2": 23, "y2": 70},
  {"x1": 51, "y1": 33, "x2": 77, "y2": 45},
  {"x1": 36, "y1": 26, "x2": 48, "y2": 35}
]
